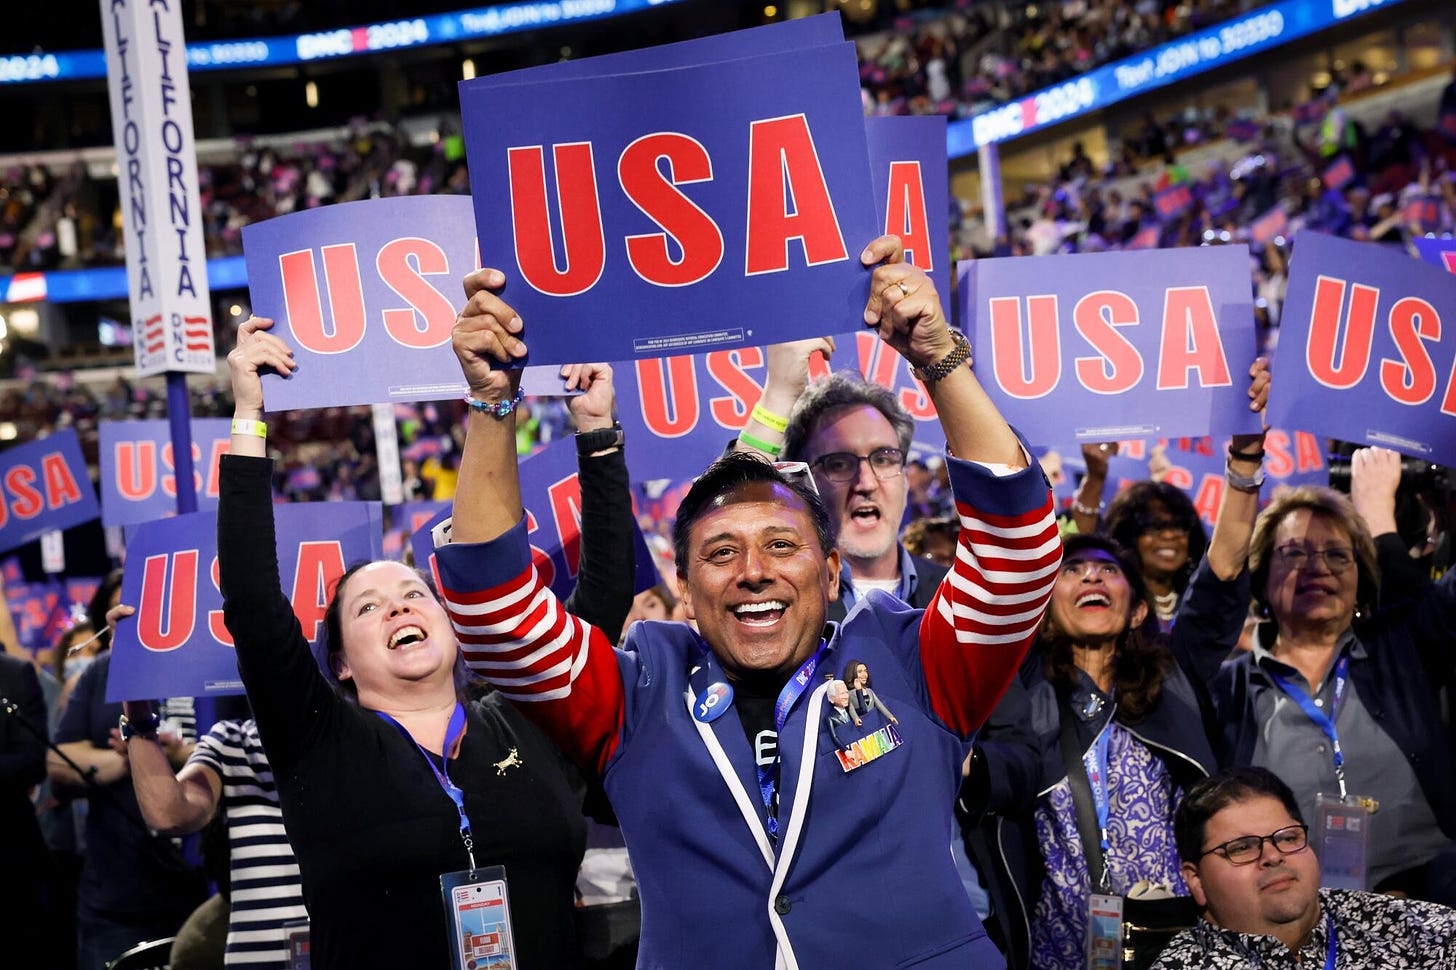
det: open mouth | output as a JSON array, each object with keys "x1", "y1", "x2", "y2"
[
  {"x1": 731, "y1": 601, "x2": 786, "y2": 627},
  {"x1": 1075, "y1": 592, "x2": 1111, "y2": 609},
  {"x1": 848, "y1": 505, "x2": 882, "y2": 528},
  {"x1": 388, "y1": 625, "x2": 427, "y2": 650}
]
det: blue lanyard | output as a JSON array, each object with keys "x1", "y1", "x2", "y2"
[
  {"x1": 376, "y1": 702, "x2": 477, "y2": 870},
  {"x1": 1267, "y1": 654, "x2": 1350, "y2": 799},
  {"x1": 1080, "y1": 721, "x2": 1114, "y2": 891},
  {"x1": 757, "y1": 643, "x2": 827, "y2": 843},
  {"x1": 1324, "y1": 912, "x2": 1337, "y2": 970}
]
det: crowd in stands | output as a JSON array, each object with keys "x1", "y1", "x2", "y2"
[
  {"x1": 957, "y1": 67, "x2": 1456, "y2": 354},
  {"x1": 855, "y1": 0, "x2": 1273, "y2": 118},
  {"x1": 3, "y1": 9, "x2": 1456, "y2": 966},
  {"x1": 2, "y1": 126, "x2": 469, "y2": 273}
]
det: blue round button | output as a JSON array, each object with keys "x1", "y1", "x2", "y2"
[{"x1": 693, "y1": 682, "x2": 734, "y2": 723}]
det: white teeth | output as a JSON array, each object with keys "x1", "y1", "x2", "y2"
[
  {"x1": 732, "y1": 601, "x2": 786, "y2": 615},
  {"x1": 1076, "y1": 593, "x2": 1110, "y2": 608},
  {"x1": 389, "y1": 626, "x2": 426, "y2": 649}
]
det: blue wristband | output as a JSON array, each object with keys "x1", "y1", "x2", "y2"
[{"x1": 464, "y1": 387, "x2": 525, "y2": 419}]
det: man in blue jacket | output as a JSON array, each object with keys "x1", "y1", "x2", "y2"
[{"x1": 437, "y1": 236, "x2": 1061, "y2": 969}]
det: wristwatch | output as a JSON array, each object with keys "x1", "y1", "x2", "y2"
[
  {"x1": 118, "y1": 711, "x2": 162, "y2": 742},
  {"x1": 575, "y1": 424, "x2": 624, "y2": 457}
]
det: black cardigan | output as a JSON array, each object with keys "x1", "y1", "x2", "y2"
[{"x1": 217, "y1": 447, "x2": 636, "y2": 969}]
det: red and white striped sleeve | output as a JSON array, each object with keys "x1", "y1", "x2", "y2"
[
  {"x1": 919, "y1": 457, "x2": 1061, "y2": 738},
  {"x1": 434, "y1": 518, "x2": 626, "y2": 775}
]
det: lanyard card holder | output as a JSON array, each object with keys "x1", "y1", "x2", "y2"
[
  {"x1": 1086, "y1": 893, "x2": 1124, "y2": 970},
  {"x1": 440, "y1": 865, "x2": 516, "y2": 970},
  {"x1": 282, "y1": 919, "x2": 310, "y2": 970},
  {"x1": 1314, "y1": 792, "x2": 1369, "y2": 891}
]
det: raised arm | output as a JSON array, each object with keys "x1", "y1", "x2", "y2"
[
  {"x1": 1069, "y1": 442, "x2": 1116, "y2": 534},
  {"x1": 862, "y1": 235, "x2": 1025, "y2": 468},
  {"x1": 1168, "y1": 358, "x2": 1269, "y2": 680},
  {"x1": 733, "y1": 337, "x2": 835, "y2": 459},
  {"x1": 438, "y1": 271, "x2": 626, "y2": 776},
  {"x1": 859, "y1": 235, "x2": 1060, "y2": 736},
  {"x1": 92, "y1": 600, "x2": 223, "y2": 835},
  {"x1": 1205, "y1": 357, "x2": 1270, "y2": 581},
  {"x1": 442, "y1": 267, "x2": 526, "y2": 545},
  {"x1": 560, "y1": 363, "x2": 637, "y2": 644},
  {"x1": 217, "y1": 317, "x2": 338, "y2": 772},
  {"x1": 1348, "y1": 447, "x2": 1432, "y2": 607}
]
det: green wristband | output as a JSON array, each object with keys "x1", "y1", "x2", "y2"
[{"x1": 739, "y1": 430, "x2": 783, "y2": 456}]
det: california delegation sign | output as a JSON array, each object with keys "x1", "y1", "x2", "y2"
[{"x1": 100, "y1": 0, "x2": 215, "y2": 377}]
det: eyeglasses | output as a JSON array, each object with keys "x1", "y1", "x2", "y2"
[
  {"x1": 771, "y1": 460, "x2": 820, "y2": 497},
  {"x1": 1134, "y1": 513, "x2": 1185, "y2": 534},
  {"x1": 1199, "y1": 824, "x2": 1309, "y2": 865},
  {"x1": 1274, "y1": 545, "x2": 1355, "y2": 572},
  {"x1": 809, "y1": 448, "x2": 905, "y2": 484}
]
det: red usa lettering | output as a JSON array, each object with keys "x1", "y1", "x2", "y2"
[
  {"x1": 138, "y1": 541, "x2": 349, "y2": 651},
  {"x1": 634, "y1": 334, "x2": 938, "y2": 439},
  {"x1": 114, "y1": 439, "x2": 232, "y2": 502},
  {"x1": 987, "y1": 288, "x2": 1232, "y2": 399},
  {"x1": 1304, "y1": 275, "x2": 1453, "y2": 412},
  {"x1": 507, "y1": 115, "x2": 850, "y2": 297},
  {"x1": 0, "y1": 453, "x2": 84, "y2": 530},
  {"x1": 279, "y1": 237, "x2": 465, "y2": 356}
]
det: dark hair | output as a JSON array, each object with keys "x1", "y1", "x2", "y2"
[
  {"x1": 842, "y1": 660, "x2": 869, "y2": 687},
  {"x1": 671, "y1": 451, "x2": 834, "y2": 574},
  {"x1": 1103, "y1": 481, "x2": 1208, "y2": 594},
  {"x1": 644, "y1": 583, "x2": 677, "y2": 612},
  {"x1": 320, "y1": 559, "x2": 445, "y2": 701},
  {"x1": 87, "y1": 569, "x2": 126, "y2": 652},
  {"x1": 1039, "y1": 534, "x2": 1172, "y2": 725},
  {"x1": 902, "y1": 516, "x2": 958, "y2": 558},
  {"x1": 781, "y1": 371, "x2": 914, "y2": 463},
  {"x1": 1174, "y1": 766, "x2": 1305, "y2": 863}
]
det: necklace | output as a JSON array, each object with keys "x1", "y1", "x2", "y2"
[{"x1": 1152, "y1": 590, "x2": 1179, "y2": 620}]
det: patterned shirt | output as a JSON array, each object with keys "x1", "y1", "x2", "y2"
[
  {"x1": 1152, "y1": 888, "x2": 1456, "y2": 969},
  {"x1": 1032, "y1": 722, "x2": 1188, "y2": 970},
  {"x1": 188, "y1": 719, "x2": 307, "y2": 969}
]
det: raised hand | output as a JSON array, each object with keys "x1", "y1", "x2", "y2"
[
  {"x1": 763, "y1": 337, "x2": 836, "y2": 403},
  {"x1": 227, "y1": 317, "x2": 295, "y2": 417},
  {"x1": 563, "y1": 363, "x2": 615, "y2": 433},
  {"x1": 860, "y1": 235, "x2": 955, "y2": 370},
  {"x1": 454, "y1": 268, "x2": 527, "y2": 404}
]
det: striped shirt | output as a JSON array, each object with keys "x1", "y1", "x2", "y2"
[
  {"x1": 439, "y1": 454, "x2": 1060, "y2": 772},
  {"x1": 189, "y1": 719, "x2": 307, "y2": 969}
]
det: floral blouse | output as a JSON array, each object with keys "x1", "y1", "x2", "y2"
[{"x1": 1032, "y1": 721, "x2": 1189, "y2": 970}]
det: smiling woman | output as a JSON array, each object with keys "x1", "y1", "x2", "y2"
[
  {"x1": 212, "y1": 317, "x2": 639, "y2": 969},
  {"x1": 983, "y1": 533, "x2": 1220, "y2": 970},
  {"x1": 1181, "y1": 459, "x2": 1456, "y2": 907},
  {"x1": 1104, "y1": 481, "x2": 1209, "y2": 631}
]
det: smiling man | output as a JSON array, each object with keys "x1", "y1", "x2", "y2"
[
  {"x1": 437, "y1": 237, "x2": 1061, "y2": 969},
  {"x1": 771, "y1": 370, "x2": 937, "y2": 622},
  {"x1": 1154, "y1": 767, "x2": 1456, "y2": 969}
]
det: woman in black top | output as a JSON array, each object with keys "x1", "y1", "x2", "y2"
[{"x1": 218, "y1": 316, "x2": 636, "y2": 969}]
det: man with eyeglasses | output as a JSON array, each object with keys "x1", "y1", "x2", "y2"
[
  {"x1": 1152, "y1": 766, "x2": 1456, "y2": 969},
  {"x1": 735, "y1": 352, "x2": 943, "y2": 623}
]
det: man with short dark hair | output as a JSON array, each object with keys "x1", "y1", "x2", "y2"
[
  {"x1": 439, "y1": 237, "x2": 1061, "y2": 968},
  {"x1": 1153, "y1": 766, "x2": 1456, "y2": 968}
]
